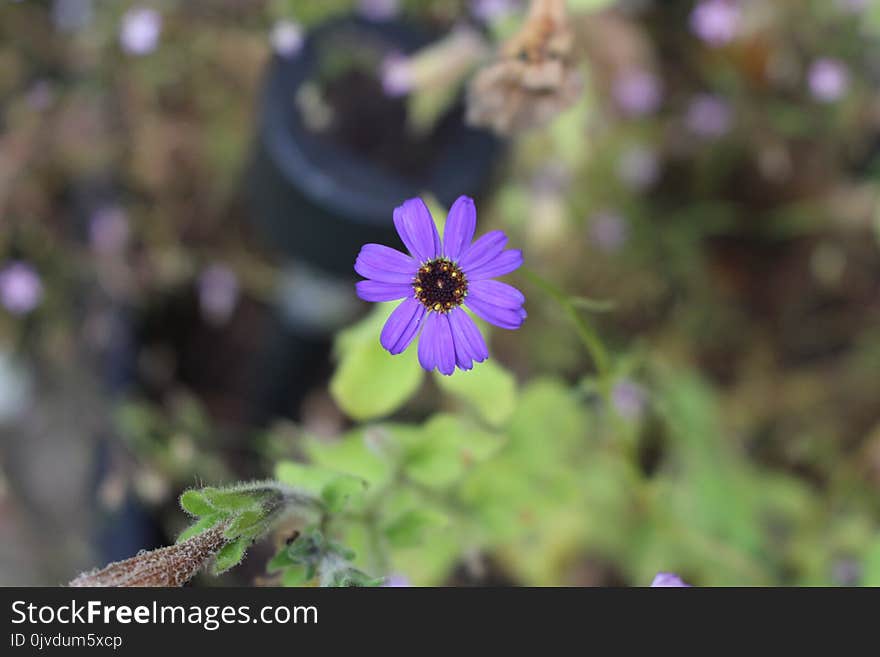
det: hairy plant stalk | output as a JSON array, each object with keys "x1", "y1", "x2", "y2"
[{"x1": 69, "y1": 523, "x2": 229, "y2": 587}]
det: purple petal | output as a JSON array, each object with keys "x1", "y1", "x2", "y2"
[
  {"x1": 448, "y1": 308, "x2": 488, "y2": 369},
  {"x1": 443, "y1": 196, "x2": 476, "y2": 262},
  {"x1": 417, "y1": 311, "x2": 439, "y2": 372},
  {"x1": 468, "y1": 280, "x2": 524, "y2": 309},
  {"x1": 458, "y1": 230, "x2": 507, "y2": 273},
  {"x1": 650, "y1": 572, "x2": 690, "y2": 587},
  {"x1": 418, "y1": 312, "x2": 455, "y2": 375},
  {"x1": 466, "y1": 249, "x2": 523, "y2": 281},
  {"x1": 356, "y1": 280, "x2": 411, "y2": 302},
  {"x1": 355, "y1": 244, "x2": 417, "y2": 283},
  {"x1": 393, "y1": 198, "x2": 440, "y2": 263},
  {"x1": 380, "y1": 298, "x2": 425, "y2": 355},
  {"x1": 465, "y1": 292, "x2": 526, "y2": 330}
]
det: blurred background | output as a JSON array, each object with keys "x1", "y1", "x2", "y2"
[{"x1": 2, "y1": 0, "x2": 880, "y2": 586}]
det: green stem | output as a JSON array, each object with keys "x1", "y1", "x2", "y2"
[{"x1": 521, "y1": 267, "x2": 611, "y2": 380}]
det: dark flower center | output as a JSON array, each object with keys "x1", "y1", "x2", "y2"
[{"x1": 413, "y1": 258, "x2": 468, "y2": 313}]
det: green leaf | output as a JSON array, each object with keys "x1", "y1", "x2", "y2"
[
  {"x1": 176, "y1": 513, "x2": 225, "y2": 543},
  {"x1": 213, "y1": 537, "x2": 250, "y2": 574},
  {"x1": 180, "y1": 489, "x2": 214, "y2": 516},
  {"x1": 383, "y1": 508, "x2": 449, "y2": 548},
  {"x1": 403, "y1": 414, "x2": 505, "y2": 488},
  {"x1": 280, "y1": 565, "x2": 311, "y2": 586},
  {"x1": 201, "y1": 486, "x2": 271, "y2": 512},
  {"x1": 330, "y1": 304, "x2": 425, "y2": 421},
  {"x1": 434, "y1": 358, "x2": 517, "y2": 427},
  {"x1": 224, "y1": 509, "x2": 265, "y2": 539},
  {"x1": 321, "y1": 476, "x2": 368, "y2": 513}
]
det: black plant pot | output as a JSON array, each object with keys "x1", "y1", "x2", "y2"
[{"x1": 248, "y1": 15, "x2": 502, "y2": 277}]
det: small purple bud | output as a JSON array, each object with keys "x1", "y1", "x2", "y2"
[
  {"x1": 0, "y1": 262, "x2": 43, "y2": 316},
  {"x1": 690, "y1": 0, "x2": 741, "y2": 47},
  {"x1": 119, "y1": 7, "x2": 162, "y2": 56},
  {"x1": 589, "y1": 211, "x2": 629, "y2": 253},
  {"x1": 651, "y1": 572, "x2": 690, "y2": 587},
  {"x1": 808, "y1": 58, "x2": 849, "y2": 103},
  {"x1": 381, "y1": 52, "x2": 413, "y2": 97},
  {"x1": 617, "y1": 146, "x2": 659, "y2": 191},
  {"x1": 357, "y1": 0, "x2": 400, "y2": 22},
  {"x1": 611, "y1": 380, "x2": 646, "y2": 419},
  {"x1": 472, "y1": 0, "x2": 520, "y2": 23},
  {"x1": 384, "y1": 574, "x2": 411, "y2": 587},
  {"x1": 198, "y1": 264, "x2": 240, "y2": 327},
  {"x1": 685, "y1": 94, "x2": 733, "y2": 138},
  {"x1": 613, "y1": 70, "x2": 662, "y2": 117},
  {"x1": 89, "y1": 206, "x2": 130, "y2": 255},
  {"x1": 271, "y1": 20, "x2": 304, "y2": 58}
]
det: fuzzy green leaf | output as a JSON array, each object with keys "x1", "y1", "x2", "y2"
[
  {"x1": 180, "y1": 489, "x2": 215, "y2": 516},
  {"x1": 176, "y1": 513, "x2": 225, "y2": 543},
  {"x1": 213, "y1": 537, "x2": 250, "y2": 574},
  {"x1": 383, "y1": 508, "x2": 449, "y2": 547}
]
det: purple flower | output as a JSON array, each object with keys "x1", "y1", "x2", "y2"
[
  {"x1": 808, "y1": 58, "x2": 849, "y2": 103},
  {"x1": 611, "y1": 380, "x2": 647, "y2": 419},
  {"x1": 689, "y1": 0, "x2": 741, "y2": 47},
  {"x1": 0, "y1": 262, "x2": 43, "y2": 316},
  {"x1": 271, "y1": 20, "x2": 304, "y2": 58},
  {"x1": 650, "y1": 572, "x2": 690, "y2": 587},
  {"x1": 355, "y1": 197, "x2": 525, "y2": 376},
  {"x1": 89, "y1": 206, "x2": 130, "y2": 255},
  {"x1": 613, "y1": 70, "x2": 662, "y2": 118},
  {"x1": 685, "y1": 94, "x2": 733, "y2": 138},
  {"x1": 358, "y1": 0, "x2": 400, "y2": 22},
  {"x1": 119, "y1": 7, "x2": 161, "y2": 56},
  {"x1": 589, "y1": 211, "x2": 629, "y2": 253},
  {"x1": 381, "y1": 52, "x2": 413, "y2": 97},
  {"x1": 198, "y1": 264, "x2": 240, "y2": 326},
  {"x1": 472, "y1": 0, "x2": 520, "y2": 23},
  {"x1": 617, "y1": 146, "x2": 659, "y2": 191},
  {"x1": 383, "y1": 573, "x2": 411, "y2": 587}
]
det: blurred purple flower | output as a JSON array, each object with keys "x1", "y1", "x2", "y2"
[
  {"x1": 89, "y1": 206, "x2": 130, "y2": 255},
  {"x1": 119, "y1": 7, "x2": 162, "y2": 56},
  {"x1": 472, "y1": 0, "x2": 520, "y2": 22},
  {"x1": 612, "y1": 70, "x2": 662, "y2": 117},
  {"x1": 651, "y1": 572, "x2": 690, "y2": 587},
  {"x1": 612, "y1": 380, "x2": 647, "y2": 419},
  {"x1": 271, "y1": 20, "x2": 304, "y2": 58},
  {"x1": 617, "y1": 146, "x2": 659, "y2": 191},
  {"x1": 0, "y1": 262, "x2": 43, "y2": 316},
  {"x1": 589, "y1": 211, "x2": 629, "y2": 253},
  {"x1": 381, "y1": 52, "x2": 413, "y2": 97},
  {"x1": 685, "y1": 94, "x2": 733, "y2": 138},
  {"x1": 198, "y1": 264, "x2": 240, "y2": 327},
  {"x1": 383, "y1": 574, "x2": 411, "y2": 587},
  {"x1": 689, "y1": 0, "x2": 741, "y2": 47},
  {"x1": 355, "y1": 196, "x2": 525, "y2": 376},
  {"x1": 808, "y1": 58, "x2": 849, "y2": 103},
  {"x1": 358, "y1": 0, "x2": 400, "y2": 22}
]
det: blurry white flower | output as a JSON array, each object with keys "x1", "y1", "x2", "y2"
[
  {"x1": 381, "y1": 52, "x2": 414, "y2": 97},
  {"x1": 120, "y1": 7, "x2": 162, "y2": 56},
  {"x1": 271, "y1": 20, "x2": 304, "y2": 58}
]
